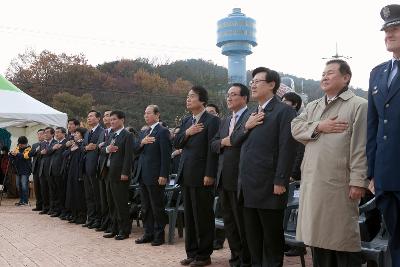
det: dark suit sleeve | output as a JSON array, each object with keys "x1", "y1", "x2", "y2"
[
  {"x1": 159, "y1": 129, "x2": 172, "y2": 178},
  {"x1": 122, "y1": 133, "x2": 134, "y2": 177},
  {"x1": 29, "y1": 144, "x2": 39, "y2": 157},
  {"x1": 274, "y1": 108, "x2": 297, "y2": 186},
  {"x1": 133, "y1": 132, "x2": 145, "y2": 154},
  {"x1": 366, "y1": 70, "x2": 378, "y2": 179},
  {"x1": 210, "y1": 119, "x2": 225, "y2": 154},
  {"x1": 205, "y1": 116, "x2": 220, "y2": 179},
  {"x1": 174, "y1": 117, "x2": 189, "y2": 149},
  {"x1": 230, "y1": 111, "x2": 251, "y2": 147},
  {"x1": 291, "y1": 142, "x2": 304, "y2": 180}
]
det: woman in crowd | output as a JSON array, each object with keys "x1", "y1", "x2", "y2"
[{"x1": 9, "y1": 136, "x2": 32, "y2": 206}]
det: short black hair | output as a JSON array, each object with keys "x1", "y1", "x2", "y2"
[
  {"x1": 44, "y1": 127, "x2": 55, "y2": 135},
  {"x1": 110, "y1": 110, "x2": 125, "y2": 120},
  {"x1": 75, "y1": 127, "x2": 87, "y2": 139},
  {"x1": 68, "y1": 118, "x2": 80, "y2": 126},
  {"x1": 282, "y1": 92, "x2": 303, "y2": 112},
  {"x1": 147, "y1": 105, "x2": 160, "y2": 115},
  {"x1": 252, "y1": 67, "x2": 281, "y2": 94},
  {"x1": 191, "y1": 85, "x2": 208, "y2": 106},
  {"x1": 206, "y1": 104, "x2": 220, "y2": 115},
  {"x1": 231, "y1": 83, "x2": 250, "y2": 103},
  {"x1": 37, "y1": 129, "x2": 45, "y2": 133},
  {"x1": 326, "y1": 59, "x2": 352, "y2": 85},
  {"x1": 56, "y1": 127, "x2": 67, "y2": 134},
  {"x1": 17, "y1": 136, "x2": 28, "y2": 145},
  {"x1": 88, "y1": 110, "x2": 101, "y2": 119}
]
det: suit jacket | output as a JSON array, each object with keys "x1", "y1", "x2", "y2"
[
  {"x1": 48, "y1": 139, "x2": 67, "y2": 177},
  {"x1": 210, "y1": 108, "x2": 249, "y2": 191},
  {"x1": 367, "y1": 60, "x2": 400, "y2": 191},
  {"x1": 174, "y1": 111, "x2": 220, "y2": 187},
  {"x1": 97, "y1": 128, "x2": 112, "y2": 178},
  {"x1": 134, "y1": 124, "x2": 172, "y2": 185},
  {"x1": 83, "y1": 125, "x2": 104, "y2": 177},
  {"x1": 231, "y1": 96, "x2": 297, "y2": 210},
  {"x1": 38, "y1": 139, "x2": 57, "y2": 177},
  {"x1": 100, "y1": 129, "x2": 134, "y2": 181},
  {"x1": 29, "y1": 142, "x2": 43, "y2": 175}
]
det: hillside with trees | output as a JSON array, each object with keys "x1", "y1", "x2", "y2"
[{"x1": 6, "y1": 50, "x2": 367, "y2": 129}]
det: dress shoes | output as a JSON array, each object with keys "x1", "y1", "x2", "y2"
[
  {"x1": 88, "y1": 222, "x2": 100, "y2": 229},
  {"x1": 135, "y1": 236, "x2": 153, "y2": 244},
  {"x1": 32, "y1": 207, "x2": 42, "y2": 211},
  {"x1": 180, "y1": 258, "x2": 195, "y2": 266},
  {"x1": 82, "y1": 222, "x2": 93, "y2": 228},
  {"x1": 50, "y1": 212, "x2": 61, "y2": 217},
  {"x1": 39, "y1": 210, "x2": 49, "y2": 215},
  {"x1": 190, "y1": 258, "x2": 211, "y2": 266},
  {"x1": 95, "y1": 227, "x2": 107, "y2": 232},
  {"x1": 115, "y1": 234, "x2": 129, "y2": 240},
  {"x1": 151, "y1": 239, "x2": 165, "y2": 246},
  {"x1": 103, "y1": 233, "x2": 116, "y2": 238}
]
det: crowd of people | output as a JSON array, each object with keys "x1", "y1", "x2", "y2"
[{"x1": 3, "y1": 4, "x2": 400, "y2": 267}]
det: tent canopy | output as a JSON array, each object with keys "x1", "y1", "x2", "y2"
[{"x1": 0, "y1": 74, "x2": 67, "y2": 128}]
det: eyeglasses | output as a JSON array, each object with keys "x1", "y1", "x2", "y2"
[
  {"x1": 226, "y1": 93, "x2": 241, "y2": 98},
  {"x1": 249, "y1": 79, "x2": 267, "y2": 86}
]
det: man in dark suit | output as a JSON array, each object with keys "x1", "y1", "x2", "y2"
[
  {"x1": 174, "y1": 86, "x2": 220, "y2": 267},
  {"x1": 134, "y1": 105, "x2": 171, "y2": 246},
  {"x1": 231, "y1": 67, "x2": 297, "y2": 267},
  {"x1": 367, "y1": 5, "x2": 400, "y2": 265},
  {"x1": 211, "y1": 83, "x2": 251, "y2": 267},
  {"x1": 83, "y1": 110, "x2": 104, "y2": 229},
  {"x1": 96, "y1": 110, "x2": 112, "y2": 232},
  {"x1": 29, "y1": 129, "x2": 45, "y2": 211},
  {"x1": 100, "y1": 110, "x2": 134, "y2": 240},
  {"x1": 38, "y1": 127, "x2": 57, "y2": 215},
  {"x1": 48, "y1": 127, "x2": 67, "y2": 217}
]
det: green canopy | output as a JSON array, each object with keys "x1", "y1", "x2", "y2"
[{"x1": 0, "y1": 75, "x2": 21, "y2": 92}]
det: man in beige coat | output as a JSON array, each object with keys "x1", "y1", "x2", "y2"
[{"x1": 291, "y1": 59, "x2": 369, "y2": 267}]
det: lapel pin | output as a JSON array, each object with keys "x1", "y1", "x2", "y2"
[{"x1": 384, "y1": 69, "x2": 388, "y2": 72}]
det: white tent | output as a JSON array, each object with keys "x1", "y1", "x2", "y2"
[{"x1": 0, "y1": 74, "x2": 67, "y2": 148}]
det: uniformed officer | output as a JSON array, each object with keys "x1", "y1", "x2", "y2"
[{"x1": 367, "y1": 4, "x2": 400, "y2": 266}]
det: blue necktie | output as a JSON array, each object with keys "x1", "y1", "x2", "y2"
[
  {"x1": 192, "y1": 117, "x2": 196, "y2": 125},
  {"x1": 389, "y1": 60, "x2": 400, "y2": 93}
]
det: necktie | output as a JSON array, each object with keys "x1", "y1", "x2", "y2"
[
  {"x1": 192, "y1": 117, "x2": 197, "y2": 125},
  {"x1": 88, "y1": 129, "x2": 94, "y2": 142},
  {"x1": 229, "y1": 114, "x2": 238, "y2": 135},
  {"x1": 389, "y1": 60, "x2": 400, "y2": 92},
  {"x1": 258, "y1": 105, "x2": 264, "y2": 113},
  {"x1": 105, "y1": 129, "x2": 109, "y2": 141}
]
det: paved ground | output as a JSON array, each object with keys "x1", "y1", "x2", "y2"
[{"x1": 0, "y1": 198, "x2": 312, "y2": 267}]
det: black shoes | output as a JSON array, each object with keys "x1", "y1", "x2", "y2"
[
  {"x1": 88, "y1": 222, "x2": 100, "y2": 229},
  {"x1": 285, "y1": 247, "x2": 307, "y2": 257},
  {"x1": 103, "y1": 233, "x2": 116, "y2": 238},
  {"x1": 50, "y1": 212, "x2": 61, "y2": 217},
  {"x1": 135, "y1": 236, "x2": 153, "y2": 244},
  {"x1": 180, "y1": 258, "x2": 195, "y2": 266},
  {"x1": 151, "y1": 239, "x2": 165, "y2": 246},
  {"x1": 39, "y1": 210, "x2": 49, "y2": 215},
  {"x1": 32, "y1": 207, "x2": 42, "y2": 211},
  {"x1": 115, "y1": 234, "x2": 129, "y2": 240},
  {"x1": 190, "y1": 258, "x2": 211, "y2": 266}
]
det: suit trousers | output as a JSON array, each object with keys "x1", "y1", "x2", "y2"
[
  {"x1": 220, "y1": 189, "x2": 250, "y2": 266},
  {"x1": 183, "y1": 186, "x2": 215, "y2": 261},
  {"x1": 47, "y1": 175, "x2": 57, "y2": 211},
  {"x1": 376, "y1": 190, "x2": 400, "y2": 266},
  {"x1": 140, "y1": 183, "x2": 167, "y2": 240},
  {"x1": 53, "y1": 175, "x2": 65, "y2": 213},
  {"x1": 99, "y1": 177, "x2": 110, "y2": 229},
  {"x1": 311, "y1": 247, "x2": 362, "y2": 267},
  {"x1": 84, "y1": 174, "x2": 101, "y2": 224},
  {"x1": 243, "y1": 207, "x2": 284, "y2": 267},
  {"x1": 33, "y1": 173, "x2": 42, "y2": 209},
  {"x1": 39, "y1": 175, "x2": 50, "y2": 211},
  {"x1": 105, "y1": 174, "x2": 131, "y2": 235}
]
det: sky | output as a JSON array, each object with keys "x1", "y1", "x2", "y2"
[{"x1": 0, "y1": 0, "x2": 395, "y2": 90}]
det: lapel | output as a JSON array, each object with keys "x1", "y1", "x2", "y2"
[
  {"x1": 150, "y1": 123, "x2": 160, "y2": 137},
  {"x1": 223, "y1": 115, "x2": 232, "y2": 137},
  {"x1": 387, "y1": 71, "x2": 400, "y2": 103},
  {"x1": 378, "y1": 61, "x2": 392, "y2": 99},
  {"x1": 233, "y1": 108, "x2": 249, "y2": 131},
  {"x1": 198, "y1": 111, "x2": 208, "y2": 125}
]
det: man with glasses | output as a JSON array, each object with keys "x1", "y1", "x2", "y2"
[
  {"x1": 211, "y1": 83, "x2": 251, "y2": 267},
  {"x1": 231, "y1": 68, "x2": 297, "y2": 266}
]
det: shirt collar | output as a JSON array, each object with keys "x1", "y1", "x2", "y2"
[
  {"x1": 91, "y1": 124, "x2": 99, "y2": 132},
  {"x1": 193, "y1": 108, "x2": 206, "y2": 123},
  {"x1": 57, "y1": 138, "x2": 65, "y2": 143},
  {"x1": 150, "y1": 122, "x2": 159, "y2": 131},
  {"x1": 233, "y1": 106, "x2": 247, "y2": 118},
  {"x1": 114, "y1": 127, "x2": 124, "y2": 136},
  {"x1": 259, "y1": 97, "x2": 273, "y2": 110}
]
